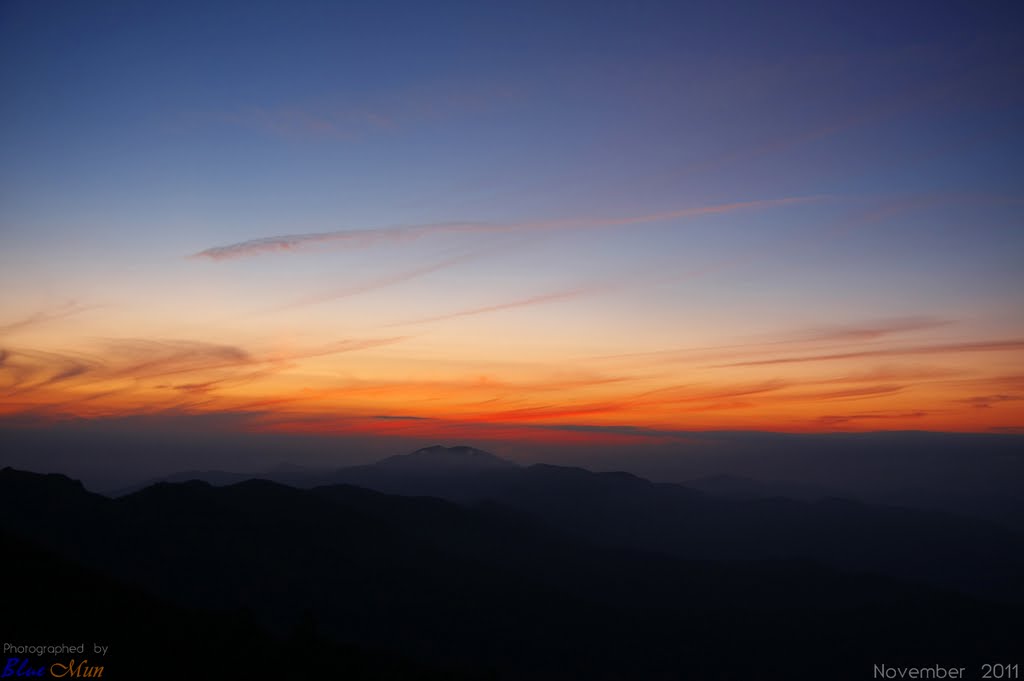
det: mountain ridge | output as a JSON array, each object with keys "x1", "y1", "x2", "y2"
[
  {"x1": 62, "y1": 444, "x2": 1024, "y2": 603},
  {"x1": 3, "y1": 465, "x2": 1022, "y2": 679},
  {"x1": 373, "y1": 444, "x2": 519, "y2": 470}
]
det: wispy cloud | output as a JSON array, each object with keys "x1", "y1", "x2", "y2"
[
  {"x1": 818, "y1": 365, "x2": 963, "y2": 384},
  {"x1": 801, "y1": 316, "x2": 952, "y2": 342},
  {"x1": 1, "y1": 336, "x2": 408, "y2": 402},
  {"x1": 630, "y1": 380, "x2": 791, "y2": 405},
  {"x1": 371, "y1": 414, "x2": 436, "y2": 421},
  {"x1": 381, "y1": 248, "x2": 754, "y2": 327},
  {"x1": 277, "y1": 245, "x2": 511, "y2": 311},
  {"x1": 715, "y1": 339, "x2": 1024, "y2": 368},
  {"x1": 795, "y1": 384, "x2": 905, "y2": 401},
  {"x1": 480, "y1": 400, "x2": 631, "y2": 422},
  {"x1": 259, "y1": 337, "x2": 408, "y2": 364},
  {"x1": 0, "y1": 302, "x2": 97, "y2": 336},
  {"x1": 388, "y1": 287, "x2": 592, "y2": 326},
  {"x1": 191, "y1": 196, "x2": 814, "y2": 260},
  {"x1": 102, "y1": 339, "x2": 252, "y2": 380},
  {"x1": 598, "y1": 316, "x2": 955, "y2": 364},
  {"x1": 1, "y1": 348, "x2": 105, "y2": 394},
  {"x1": 322, "y1": 371, "x2": 636, "y2": 399},
  {"x1": 815, "y1": 411, "x2": 931, "y2": 427},
  {"x1": 193, "y1": 222, "x2": 474, "y2": 260},
  {"x1": 958, "y1": 394, "x2": 1023, "y2": 409}
]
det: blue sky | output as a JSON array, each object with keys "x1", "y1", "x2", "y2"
[{"x1": 1, "y1": 0, "x2": 1022, "y2": 447}]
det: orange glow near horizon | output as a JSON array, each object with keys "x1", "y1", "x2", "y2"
[{"x1": 2, "y1": 313, "x2": 1021, "y2": 442}]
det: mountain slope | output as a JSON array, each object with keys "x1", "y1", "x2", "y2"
[
  {"x1": 2, "y1": 466, "x2": 1022, "y2": 679},
  {"x1": 0, "y1": 527, "x2": 463, "y2": 680},
  {"x1": 319, "y1": 450, "x2": 1024, "y2": 602}
]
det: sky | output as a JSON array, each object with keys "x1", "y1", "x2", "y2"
[{"x1": 1, "y1": 0, "x2": 1023, "y2": 464}]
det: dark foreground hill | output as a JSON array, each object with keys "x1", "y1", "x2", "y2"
[
  {"x1": 2, "y1": 466, "x2": 1022, "y2": 679},
  {"x1": 0, "y1": 528, "x2": 468, "y2": 680}
]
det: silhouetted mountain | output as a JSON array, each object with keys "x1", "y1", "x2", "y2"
[
  {"x1": 0, "y1": 527, "x2": 467, "y2": 680},
  {"x1": 309, "y1": 445, "x2": 520, "y2": 499},
  {"x1": 316, "y1": 450, "x2": 1024, "y2": 602},
  {"x1": 379, "y1": 444, "x2": 518, "y2": 470},
  {"x1": 1, "y1": 466, "x2": 1022, "y2": 679},
  {"x1": 108, "y1": 468, "x2": 256, "y2": 497},
  {"x1": 684, "y1": 473, "x2": 1024, "y2": 533},
  {"x1": 121, "y1": 444, "x2": 1024, "y2": 601},
  {"x1": 109, "y1": 446, "x2": 517, "y2": 497},
  {"x1": 862, "y1": 486, "x2": 1024, "y2": 533},
  {"x1": 683, "y1": 473, "x2": 832, "y2": 501}
]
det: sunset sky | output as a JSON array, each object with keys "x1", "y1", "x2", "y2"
[{"x1": 2, "y1": 0, "x2": 1022, "y2": 454}]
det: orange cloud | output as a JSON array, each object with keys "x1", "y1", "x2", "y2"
[{"x1": 0, "y1": 336, "x2": 409, "y2": 414}]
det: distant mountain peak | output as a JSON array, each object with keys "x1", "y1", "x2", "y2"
[
  {"x1": 412, "y1": 444, "x2": 492, "y2": 456},
  {"x1": 373, "y1": 445, "x2": 517, "y2": 471}
]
